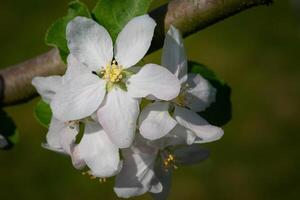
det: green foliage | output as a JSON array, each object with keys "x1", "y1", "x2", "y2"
[
  {"x1": 0, "y1": 109, "x2": 18, "y2": 149},
  {"x1": 92, "y1": 0, "x2": 152, "y2": 42},
  {"x1": 45, "y1": 1, "x2": 91, "y2": 62},
  {"x1": 188, "y1": 61, "x2": 232, "y2": 126},
  {"x1": 34, "y1": 100, "x2": 52, "y2": 128}
]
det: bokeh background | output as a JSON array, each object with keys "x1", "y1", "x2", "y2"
[{"x1": 1, "y1": 0, "x2": 299, "y2": 199}]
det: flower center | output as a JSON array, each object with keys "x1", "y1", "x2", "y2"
[
  {"x1": 100, "y1": 60, "x2": 123, "y2": 83},
  {"x1": 162, "y1": 153, "x2": 178, "y2": 171},
  {"x1": 174, "y1": 93, "x2": 187, "y2": 106},
  {"x1": 173, "y1": 83, "x2": 190, "y2": 106}
]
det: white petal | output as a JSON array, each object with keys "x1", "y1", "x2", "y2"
[
  {"x1": 168, "y1": 124, "x2": 196, "y2": 146},
  {"x1": 139, "y1": 102, "x2": 177, "y2": 140},
  {"x1": 114, "y1": 15, "x2": 156, "y2": 68},
  {"x1": 46, "y1": 117, "x2": 78, "y2": 155},
  {"x1": 151, "y1": 161, "x2": 172, "y2": 200},
  {"x1": 185, "y1": 73, "x2": 217, "y2": 112},
  {"x1": 78, "y1": 121, "x2": 121, "y2": 178},
  {"x1": 51, "y1": 73, "x2": 106, "y2": 121},
  {"x1": 67, "y1": 16, "x2": 113, "y2": 71},
  {"x1": 32, "y1": 76, "x2": 62, "y2": 103},
  {"x1": 173, "y1": 144, "x2": 210, "y2": 165},
  {"x1": 162, "y1": 25, "x2": 187, "y2": 83},
  {"x1": 174, "y1": 106, "x2": 223, "y2": 143},
  {"x1": 97, "y1": 87, "x2": 139, "y2": 148},
  {"x1": 127, "y1": 64, "x2": 181, "y2": 100},
  {"x1": 64, "y1": 54, "x2": 91, "y2": 82},
  {"x1": 114, "y1": 143, "x2": 159, "y2": 198}
]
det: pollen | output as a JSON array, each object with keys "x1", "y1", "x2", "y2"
[
  {"x1": 163, "y1": 153, "x2": 178, "y2": 171},
  {"x1": 101, "y1": 60, "x2": 123, "y2": 83}
]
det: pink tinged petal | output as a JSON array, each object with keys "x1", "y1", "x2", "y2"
[
  {"x1": 114, "y1": 14, "x2": 156, "y2": 68},
  {"x1": 174, "y1": 106, "x2": 224, "y2": 143},
  {"x1": 50, "y1": 73, "x2": 106, "y2": 121},
  {"x1": 162, "y1": 25, "x2": 187, "y2": 83},
  {"x1": 64, "y1": 54, "x2": 91, "y2": 82},
  {"x1": 66, "y1": 16, "x2": 113, "y2": 71},
  {"x1": 77, "y1": 121, "x2": 122, "y2": 178},
  {"x1": 139, "y1": 102, "x2": 177, "y2": 140},
  {"x1": 185, "y1": 73, "x2": 217, "y2": 112},
  {"x1": 114, "y1": 143, "x2": 160, "y2": 198},
  {"x1": 32, "y1": 76, "x2": 62, "y2": 103},
  {"x1": 97, "y1": 87, "x2": 139, "y2": 148},
  {"x1": 127, "y1": 64, "x2": 181, "y2": 101}
]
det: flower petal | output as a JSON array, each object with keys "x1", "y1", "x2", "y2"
[
  {"x1": 174, "y1": 106, "x2": 223, "y2": 143},
  {"x1": 185, "y1": 73, "x2": 217, "y2": 112},
  {"x1": 151, "y1": 161, "x2": 172, "y2": 200},
  {"x1": 127, "y1": 64, "x2": 181, "y2": 100},
  {"x1": 51, "y1": 73, "x2": 106, "y2": 121},
  {"x1": 162, "y1": 25, "x2": 187, "y2": 83},
  {"x1": 139, "y1": 102, "x2": 177, "y2": 140},
  {"x1": 114, "y1": 15, "x2": 156, "y2": 68},
  {"x1": 77, "y1": 121, "x2": 122, "y2": 178},
  {"x1": 32, "y1": 76, "x2": 62, "y2": 103},
  {"x1": 114, "y1": 140, "x2": 159, "y2": 198},
  {"x1": 64, "y1": 54, "x2": 91, "y2": 82},
  {"x1": 46, "y1": 117, "x2": 78, "y2": 155},
  {"x1": 67, "y1": 16, "x2": 113, "y2": 71},
  {"x1": 173, "y1": 144, "x2": 210, "y2": 165},
  {"x1": 97, "y1": 87, "x2": 139, "y2": 148}
]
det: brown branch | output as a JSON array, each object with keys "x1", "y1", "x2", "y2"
[{"x1": 0, "y1": 0, "x2": 273, "y2": 106}]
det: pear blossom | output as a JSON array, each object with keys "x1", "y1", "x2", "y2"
[
  {"x1": 50, "y1": 15, "x2": 181, "y2": 149},
  {"x1": 139, "y1": 26, "x2": 223, "y2": 143},
  {"x1": 114, "y1": 132, "x2": 210, "y2": 199},
  {"x1": 32, "y1": 64, "x2": 122, "y2": 178}
]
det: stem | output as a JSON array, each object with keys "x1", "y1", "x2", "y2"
[{"x1": 0, "y1": 0, "x2": 273, "y2": 106}]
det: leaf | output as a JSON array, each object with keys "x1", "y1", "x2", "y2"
[
  {"x1": 0, "y1": 109, "x2": 18, "y2": 149},
  {"x1": 46, "y1": 1, "x2": 91, "y2": 62},
  {"x1": 92, "y1": 0, "x2": 152, "y2": 42},
  {"x1": 34, "y1": 100, "x2": 52, "y2": 128},
  {"x1": 188, "y1": 61, "x2": 232, "y2": 126}
]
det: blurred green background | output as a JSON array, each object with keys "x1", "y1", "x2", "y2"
[{"x1": 1, "y1": 0, "x2": 299, "y2": 199}]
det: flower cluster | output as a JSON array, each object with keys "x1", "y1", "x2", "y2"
[{"x1": 32, "y1": 14, "x2": 223, "y2": 199}]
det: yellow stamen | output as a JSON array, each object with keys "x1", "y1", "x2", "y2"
[
  {"x1": 101, "y1": 60, "x2": 123, "y2": 83},
  {"x1": 163, "y1": 154, "x2": 178, "y2": 171}
]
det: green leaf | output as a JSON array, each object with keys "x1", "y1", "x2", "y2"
[
  {"x1": 188, "y1": 61, "x2": 232, "y2": 126},
  {"x1": 92, "y1": 0, "x2": 152, "y2": 42},
  {"x1": 34, "y1": 100, "x2": 52, "y2": 128},
  {"x1": 46, "y1": 1, "x2": 91, "y2": 62},
  {"x1": 0, "y1": 109, "x2": 18, "y2": 149}
]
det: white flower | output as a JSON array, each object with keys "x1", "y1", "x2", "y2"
[
  {"x1": 50, "y1": 15, "x2": 180, "y2": 148},
  {"x1": 114, "y1": 134, "x2": 209, "y2": 199},
  {"x1": 32, "y1": 72, "x2": 122, "y2": 178},
  {"x1": 139, "y1": 26, "x2": 223, "y2": 143}
]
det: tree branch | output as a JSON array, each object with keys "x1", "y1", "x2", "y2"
[{"x1": 0, "y1": 0, "x2": 272, "y2": 106}]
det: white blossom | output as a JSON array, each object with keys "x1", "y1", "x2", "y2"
[
  {"x1": 139, "y1": 25, "x2": 223, "y2": 143},
  {"x1": 114, "y1": 133, "x2": 209, "y2": 199},
  {"x1": 50, "y1": 15, "x2": 180, "y2": 148}
]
